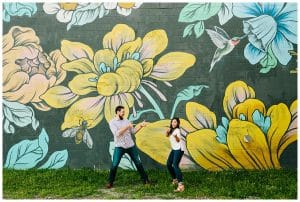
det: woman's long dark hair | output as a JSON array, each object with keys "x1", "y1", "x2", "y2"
[{"x1": 167, "y1": 117, "x2": 180, "y2": 136}]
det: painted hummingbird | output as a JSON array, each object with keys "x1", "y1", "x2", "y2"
[{"x1": 206, "y1": 26, "x2": 247, "y2": 72}]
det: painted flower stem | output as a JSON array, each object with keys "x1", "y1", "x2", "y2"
[{"x1": 138, "y1": 85, "x2": 165, "y2": 119}]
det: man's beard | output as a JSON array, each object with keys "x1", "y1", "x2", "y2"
[{"x1": 118, "y1": 115, "x2": 123, "y2": 120}]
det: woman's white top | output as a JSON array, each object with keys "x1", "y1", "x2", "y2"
[{"x1": 169, "y1": 128, "x2": 184, "y2": 151}]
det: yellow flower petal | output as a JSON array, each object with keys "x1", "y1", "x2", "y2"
[
  {"x1": 141, "y1": 59, "x2": 154, "y2": 77},
  {"x1": 227, "y1": 119, "x2": 274, "y2": 169},
  {"x1": 3, "y1": 26, "x2": 40, "y2": 53},
  {"x1": 117, "y1": 37, "x2": 142, "y2": 62},
  {"x1": 61, "y1": 40, "x2": 94, "y2": 61},
  {"x1": 150, "y1": 52, "x2": 196, "y2": 81},
  {"x1": 40, "y1": 85, "x2": 79, "y2": 108},
  {"x1": 68, "y1": 73, "x2": 97, "y2": 95},
  {"x1": 187, "y1": 129, "x2": 242, "y2": 171},
  {"x1": 223, "y1": 81, "x2": 255, "y2": 119},
  {"x1": 232, "y1": 99, "x2": 266, "y2": 122},
  {"x1": 3, "y1": 71, "x2": 29, "y2": 93},
  {"x1": 104, "y1": 93, "x2": 134, "y2": 122},
  {"x1": 266, "y1": 103, "x2": 291, "y2": 168},
  {"x1": 97, "y1": 73, "x2": 123, "y2": 96},
  {"x1": 102, "y1": 24, "x2": 135, "y2": 52},
  {"x1": 47, "y1": 49, "x2": 67, "y2": 85},
  {"x1": 61, "y1": 96, "x2": 105, "y2": 130},
  {"x1": 3, "y1": 74, "x2": 51, "y2": 104},
  {"x1": 115, "y1": 59, "x2": 143, "y2": 93},
  {"x1": 186, "y1": 102, "x2": 217, "y2": 130},
  {"x1": 140, "y1": 30, "x2": 168, "y2": 60},
  {"x1": 136, "y1": 119, "x2": 196, "y2": 166},
  {"x1": 32, "y1": 101, "x2": 51, "y2": 111},
  {"x1": 62, "y1": 58, "x2": 98, "y2": 74},
  {"x1": 94, "y1": 49, "x2": 116, "y2": 71}
]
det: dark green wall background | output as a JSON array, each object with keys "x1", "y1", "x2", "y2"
[{"x1": 3, "y1": 3, "x2": 297, "y2": 169}]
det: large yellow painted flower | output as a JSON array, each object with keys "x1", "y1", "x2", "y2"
[
  {"x1": 136, "y1": 81, "x2": 297, "y2": 171},
  {"x1": 41, "y1": 24, "x2": 196, "y2": 130},
  {"x1": 186, "y1": 81, "x2": 297, "y2": 171},
  {"x1": 3, "y1": 26, "x2": 67, "y2": 111}
]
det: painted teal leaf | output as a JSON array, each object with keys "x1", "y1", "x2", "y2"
[
  {"x1": 259, "y1": 46, "x2": 277, "y2": 73},
  {"x1": 218, "y1": 3, "x2": 233, "y2": 25},
  {"x1": 132, "y1": 52, "x2": 140, "y2": 60},
  {"x1": 194, "y1": 21, "x2": 205, "y2": 38},
  {"x1": 39, "y1": 150, "x2": 68, "y2": 169},
  {"x1": 109, "y1": 142, "x2": 136, "y2": 170},
  {"x1": 4, "y1": 128, "x2": 49, "y2": 169},
  {"x1": 252, "y1": 110, "x2": 264, "y2": 126},
  {"x1": 3, "y1": 100, "x2": 39, "y2": 134},
  {"x1": 178, "y1": 3, "x2": 222, "y2": 23},
  {"x1": 129, "y1": 109, "x2": 157, "y2": 122},
  {"x1": 67, "y1": 4, "x2": 108, "y2": 30},
  {"x1": 262, "y1": 116, "x2": 271, "y2": 134},
  {"x1": 183, "y1": 24, "x2": 195, "y2": 38},
  {"x1": 99, "y1": 62, "x2": 107, "y2": 73},
  {"x1": 216, "y1": 125, "x2": 227, "y2": 144},
  {"x1": 3, "y1": 3, "x2": 37, "y2": 22},
  {"x1": 239, "y1": 113, "x2": 246, "y2": 121},
  {"x1": 252, "y1": 110, "x2": 271, "y2": 134},
  {"x1": 113, "y1": 56, "x2": 118, "y2": 70},
  {"x1": 221, "y1": 117, "x2": 229, "y2": 130},
  {"x1": 170, "y1": 85, "x2": 209, "y2": 118}
]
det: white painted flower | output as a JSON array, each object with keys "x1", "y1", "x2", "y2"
[
  {"x1": 43, "y1": 3, "x2": 109, "y2": 30},
  {"x1": 104, "y1": 2, "x2": 142, "y2": 16}
]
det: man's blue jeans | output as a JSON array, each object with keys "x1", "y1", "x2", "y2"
[{"x1": 108, "y1": 145, "x2": 148, "y2": 184}]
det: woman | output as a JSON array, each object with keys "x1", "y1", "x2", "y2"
[{"x1": 166, "y1": 117, "x2": 185, "y2": 192}]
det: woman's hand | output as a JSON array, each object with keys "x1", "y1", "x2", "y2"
[{"x1": 166, "y1": 128, "x2": 171, "y2": 136}]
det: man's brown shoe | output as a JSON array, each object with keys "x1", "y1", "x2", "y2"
[{"x1": 106, "y1": 183, "x2": 113, "y2": 189}]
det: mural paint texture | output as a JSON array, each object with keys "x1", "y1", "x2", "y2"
[{"x1": 2, "y1": 3, "x2": 297, "y2": 171}]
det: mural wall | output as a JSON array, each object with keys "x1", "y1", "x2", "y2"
[{"x1": 3, "y1": 2, "x2": 297, "y2": 171}]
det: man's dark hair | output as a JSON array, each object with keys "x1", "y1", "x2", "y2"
[{"x1": 115, "y1": 105, "x2": 124, "y2": 114}]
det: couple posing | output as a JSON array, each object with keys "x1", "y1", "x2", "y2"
[{"x1": 106, "y1": 105, "x2": 185, "y2": 192}]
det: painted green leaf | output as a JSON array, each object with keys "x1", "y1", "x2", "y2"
[
  {"x1": 259, "y1": 46, "x2": 277, "y2": 73},
  {"x1": 183, "y1": 24, "x2": 195, "y2": 38},
  {"x1": 39, "y1": 150, "x2": 68, "y2": 169},
  {"x1": 178, "y1": 3, "x2": 222, "y2": 23},
  {"x1": 4, "y1": 128, "x2": 49, "y2": 169},
  {"x1": 170, "y1": 85, "x2": 209, "y2": 118},
  {"x1": 109, "y1": 142, "x2": 136, "y2": 170},
  {"x1": 194, "y1": 21, "x2": 205, "y2": 38}
]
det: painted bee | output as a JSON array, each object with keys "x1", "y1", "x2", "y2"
[{"x1": 62, "y1": 120, "x2": 93, "y2": 149}]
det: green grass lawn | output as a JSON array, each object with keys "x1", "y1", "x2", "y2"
[{"x1": 3, "y1": 168, "x2": 297, "y2": 199}]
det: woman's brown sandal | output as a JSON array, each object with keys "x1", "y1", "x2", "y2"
[
  {"x1": 172, "y1": 179, "x2": 178, "y2": 185},
  {"x1": 174, "y1": 183, "x2": 184, "y2": 192}
]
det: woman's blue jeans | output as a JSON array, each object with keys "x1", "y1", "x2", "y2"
[{"x1": 166, "y1": 149, "x2": 184, "y2": 182}]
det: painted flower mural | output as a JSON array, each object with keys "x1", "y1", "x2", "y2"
[
  {"x1": 43, "y1": 2, "x2": 142, "y2": 30},
  {"x1": 136, "y1": 81, "x2": 297, "y2": 171},
  {"x1": 41, "y1": 24, "x2": 196, "y2": 133},
  {"x1": 233, "y1": 3, "x2": 297, "y2": 72},
  {"x1": 179, "y1": 2, "x2": 297, "y2": 73},
  {"x1": 3, "y1": 26, "x2": 67, "y2": 111}
]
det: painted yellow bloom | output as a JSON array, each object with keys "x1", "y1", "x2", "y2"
[
  {"x1": 41, "y1": 24, "x2": 196, "y2": 131},
  {"x1": 135, "y1": 119, "x2": 199, "y2": 169},
  {"x1": 186, "y1": 81, "x2": 297, "y2": 171},
  {"x1": 135, "y1": 81, "x2": 297, "y2": 171},
  {"x1": 3, "y1": 26, "x2": 67, "y2": 111}
]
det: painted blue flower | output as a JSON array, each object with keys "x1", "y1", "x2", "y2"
[
  {"x1": 233, "y1": 3, "x2": 297, "y2": 65},
  {"x1": 3, "y1": 3, "x2": 37, "y2": 22}
]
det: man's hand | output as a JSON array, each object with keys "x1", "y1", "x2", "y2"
[{"x1": 127, "y1": 122, "x2": 134, "y2": 130}]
